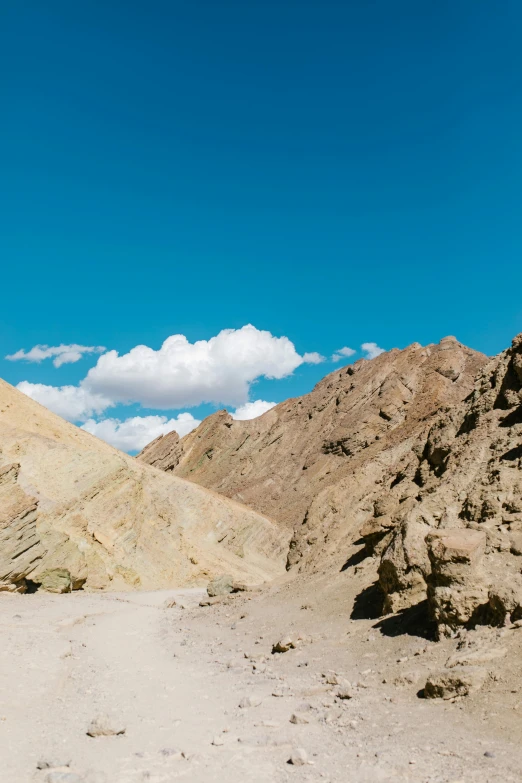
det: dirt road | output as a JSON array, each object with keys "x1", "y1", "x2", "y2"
[{"x1": 1, "y1": 583, "x2": 521, "y2": 782}]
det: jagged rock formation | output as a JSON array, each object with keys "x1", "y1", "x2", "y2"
[
  {"x1": 138, "y1": 337, "x2": 486, "y2": 575},
  {"x1": 0, "y1": 378, "x2": 289, "y2": 592},
  {"x1": 137, "y1": 430, "x2": 183, "y2": 472},
  {"x1": 378, "y1": 333, "x2": 522, "y2": 635},
  {"x1": 137, "y1": 333, "x2": 522, "y2": 641}
]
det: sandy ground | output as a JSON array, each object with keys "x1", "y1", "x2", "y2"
[{"x1": 2, "y1": 572, "x2": 522, "y2": 783}]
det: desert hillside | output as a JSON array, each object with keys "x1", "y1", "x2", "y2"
[
  {"x1": 0, "y1": 378, "x2": 290, "y2": 593},
  {"x1": 138, "y1": 337, "x2": 485, "y2": 566}
]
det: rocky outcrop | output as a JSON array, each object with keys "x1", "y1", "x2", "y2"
[
  {"x1": 138, "y1": 338, "x2": 485, "y2": 577},
  {"x1": 0, "y1": 378, "x2": 290, "y2": 592},
  {"x1": 378, "y1": 334, "x2": 522, "y2": 636},
  {"x1": 137, "y1": 430, "x2": 183, "y2": 472},
  {"x1": 0, "y1": 462, "x2": 43, "y2": 591}
]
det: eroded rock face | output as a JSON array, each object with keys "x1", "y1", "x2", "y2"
[
  {"x1": 136, "y1": 430, "x2": 183, "y2": 472},
  {"x1": 0, "y1": 462, "x2": 43, "y2": 592},
  {"x1": 138, "y1": 338, "x2": 485, "y2": 577},
  {"x1": 378, "y1": 334, "x2": 522, "y2": 635},
  {"x1": 0, "y1": 378, "x2": 290, "y2": 592}
]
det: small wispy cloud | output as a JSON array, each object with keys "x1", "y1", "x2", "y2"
[
  {"x1": 331, "y1": 346, "x2": 356, "y2": 362},
  {"x1": 361, "y1": 342, "x2": 385, "y2": 359},
  {"x1": 6, "y1": 344, "x2": 106, "y2": 368},
  {"x1": 302, "y1": 351, "x2": 326, "y2": 364},
  {"x1": 231, "y1": 400, "x2": 277, "y2": 420}
]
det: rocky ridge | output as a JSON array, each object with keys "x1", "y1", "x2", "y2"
[
  {"x1": 137, "y1": 334, "x2": 522, "y2": 640},
  {"x1": 138, "y1": 337, "x2": 486, "y2": 578},
  {"x1": 0, "y1": 378, "x2": 290, "y2": 593}
]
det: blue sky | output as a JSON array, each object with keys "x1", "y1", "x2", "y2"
[{"x1": 1, "y1": 1, "x2": 521, "y2": 451}]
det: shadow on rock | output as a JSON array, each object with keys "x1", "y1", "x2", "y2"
[
  {"x1": 372, "y1": 600, "x2": 436, "y2": 640},
  {"x1": 350, "y1": 582, "x2": 385, "y2": 620},
  {"x1": 340, "y1": 545, "x2": 368, "y2": 572}
]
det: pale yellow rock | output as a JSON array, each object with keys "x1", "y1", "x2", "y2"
[{"x1": 0, "y1": 378, "x2": 290, "y2": 592}]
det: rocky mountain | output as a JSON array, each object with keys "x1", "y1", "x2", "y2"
[
  {"x1": 138, "y1": 332, "x2": 522, "y2": 641},
  {"x1": 0, "y1": 378, "x2": 289, "y2": 593},
  {"x1": 138, "y1": 337, "x2": 486, "y2": 566}
]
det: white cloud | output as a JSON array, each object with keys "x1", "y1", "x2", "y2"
[
  {"x1": 331, "y1": 346, "x2": 356, "y2": 362},
  {"x1": 302, "y1": 351, "x2": 326, "y2": 364},
  {"x1": 16, "y1": 381, "x2": 112, "y2": 422},
  {"x1": 231, "y1": 400, "x2": 277, "y2": 420},
  {"x1": 85, "y1": 325, "x2": 316, "y2": 409},
  {"x1": 361, "y1": 342, "x2": 385, "y2": 360},
  {"x1": 6, "y1": 344, "x2": 105, "y2": 368},
  {"x1": 12, "y1": 327, "x2": 331, "y2": 428},
  {"x1": 81, "y1": 413, "x2": 201, "y2": 452}
]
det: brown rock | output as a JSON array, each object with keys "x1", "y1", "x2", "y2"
[
  {"x1": 427, "y1": 529, "x2": 486, "y2": 582},
  {"x1": 86, "y1": 714, "x2": 126, "y2": 737},
  {"x1": 424, "y1": 667, "x2": 488, "y2": 699},
  {"x1": 139, "y1": 340, "x2": 484, "y2": 577},
  {"x1": 136, "y1": 429, "x2": 183, "y2": 472}
]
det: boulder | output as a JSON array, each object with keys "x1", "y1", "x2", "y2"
[
  {"x1": 378, "y1": 518, "x2": 433, "y2": 612},
  {"x1": 38, "y1": 569, "x2": 72, "y2": 594},
  {"x1": 206, "y1": 575, "x2": 251, "y2": 597},
  {"x1": 207, "y1": 575, "x2": 235, "y2": 596},
  {"x1": 426, "y1": 529, "x2": 486, "y2": 583},
  {"x1": 487, "y1": 583, "x2": 522, "y2": 626},
  {"x1": 426, "y1": 529, "x2": 488, "y2": 636},
  {"x1": 424, "y1": 666, "x2": 488, "y2": 699}
]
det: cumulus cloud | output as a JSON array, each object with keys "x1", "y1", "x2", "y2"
[
  {"x1": 361, "y1": 342, "x2": 385, "y2": 360},
  {"x1": 231, "y1": 400, "x2": 277, "y2": 420},
  {"x1": 81, "y1": 413, "x2": 200, "y2": 452},
  {"x1": 6, "y1": 344, "x2": 105, "y2": 368},
  {"x1": 331, "y1": 346, "x2": 356, "y2": 363},
  {"x1": 13, "y1": 327, "x2": 334, "y2": 431},
  {"x1": 85, "y1": 325, "x2": 316, "y2": 409},
  {"x1": 302, "y1": 351, "x2": 326, "y2": 364},
  {"x1": 16, "y1": 381, "x2": 112, "y2": 422}
]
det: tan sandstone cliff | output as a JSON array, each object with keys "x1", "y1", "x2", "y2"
[{"x1": 0, "y1": 378, "x2": 290, "y2": 593}]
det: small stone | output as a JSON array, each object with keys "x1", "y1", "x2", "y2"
[
  {"x1": 272, "y1": 636, "x2": 297, "y2": 654},
  {"x1": 337, "y1": 684, "x2": 354, "y2": 700},
  {"x1": 86, "y1": 714, "x2": 126, "y2": 737},
  {"x1": 288, "y1": 748, "x2": 310, "y2": 766},
  {"x1": 37, "y1": 760, "x2": 71, "y2": 770},
  {"x1": 290, "y1": 712, "x2": 310, "y2": 724},
  {"x1": 163, "y1": 598, "x2": 177, "y2": 609},
  {"x1": 324, "y1": 673, "x2": 341, "y2": 685},
  {"x1": 484, "y1": 751, "x2": 496, "y2": 758},
  {"x1": 159, "y1": 748, "x2": 183, "y2": 759},
  {"x1": 239, "y1": 695, "x2": 262, "y2": 708},
  {"x1": 272, "y1": 687, "x2": 291, "y2": 697}
]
